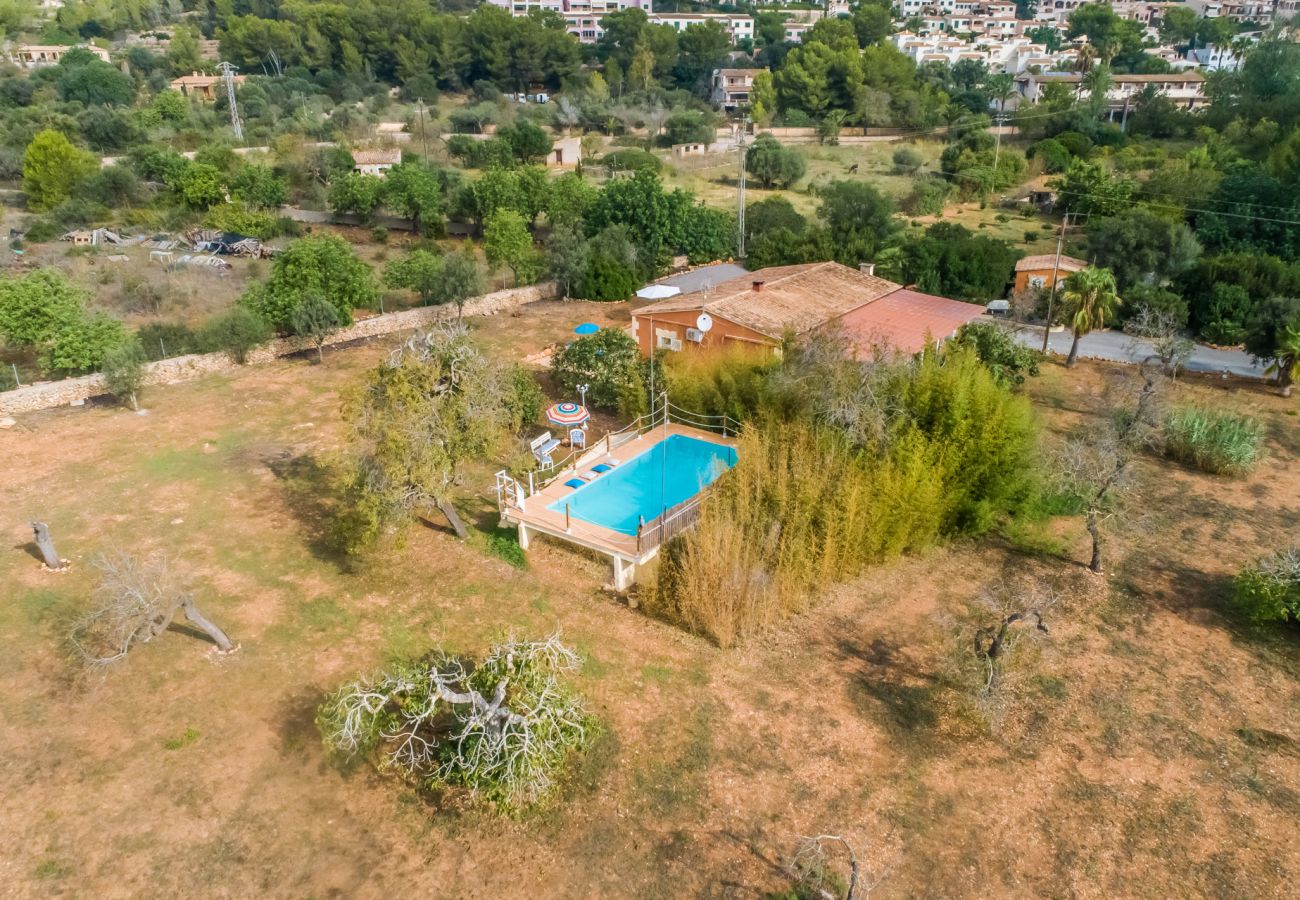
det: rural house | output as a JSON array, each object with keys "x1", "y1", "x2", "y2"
[
  {"x1": 630, "y1": 262, "x2": 985, "y2": 359},
  {"x1": 169, "y1": 71, "x2": 245, "y2": 101},
  {"x1": 1013, "y1": 254, "x2": 1087, "y2": 294},
  {"x1": 352, "y1": 148, "x2": 402, "y2": 177}
]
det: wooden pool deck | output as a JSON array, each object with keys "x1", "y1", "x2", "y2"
[{"x1": 500, "y1": 422, "x2": 737, "y2": 588}]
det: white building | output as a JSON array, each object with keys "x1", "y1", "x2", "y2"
[
  {"x1": 1013, "y1": 70, "x2": 1207, "y2": 115},
  {"x1": 8, "y1": 43, "x2": 111, "y2": 68},
  {"x1": 784, "y1": 21, "x2": 814, "y2": 42},
  {"x1": 891, "y1": 31, "x2": 1074, "y2": 73},
  {"x1": 487, "y1": 0, "x2": 652, "y2": 44},
  {"x1": 649, "y1": 13, "x2": 754, "y2": 44}
]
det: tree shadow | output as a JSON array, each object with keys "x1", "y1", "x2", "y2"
[
  {"x1": 166, "y1": 621, "x2": 220, "y2": 646},
  {"x1": 264, "y1": 450, "x2": 351, "y2": 568},
  {"x1": 833, "y1": 635, "x2": 948, "y2": 748},
  {"x1": 13, "y1": 541, "x2": 43, "y2": 563},
  {"x1": 274, "y1": 686, "x2": 327, "y2": 762}
]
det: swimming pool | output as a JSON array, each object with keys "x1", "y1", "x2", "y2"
[{"x1": 548, "y1": 434, "x2": 738, "y2": 535}]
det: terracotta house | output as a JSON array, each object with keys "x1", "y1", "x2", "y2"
[
  {"x1": 1013, "y1": 254, "x2": 1086, "y2": 295},
  {"x1": 169, "y1": 71, "x2": 245, "y2": 101},
  {"x1": 630, "y1": 262, "x2": 985, "y2": 359}
]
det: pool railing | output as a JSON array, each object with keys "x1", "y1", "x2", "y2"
[{"x1": 525, "y1": 398, "x2": 740, "y2": 497}]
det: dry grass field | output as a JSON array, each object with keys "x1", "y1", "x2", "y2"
[{"x1": 2, "y1": 300, "x2": 1298, "y2": 898}]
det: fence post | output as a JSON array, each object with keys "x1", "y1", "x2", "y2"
[{"x1": 565, "y1": 503, "x2": 571, "y2": 534}]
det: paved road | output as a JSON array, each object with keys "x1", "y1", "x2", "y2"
[{"x1": 1010, "y1": 325, "x2": 1266, "y2": 378}]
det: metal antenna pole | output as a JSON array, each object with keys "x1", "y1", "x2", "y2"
[
  {"x1": 218, "y1": 61, "x2": 243, "y2": 142},
  {"x1": 1041, "y1": 211, "x2": 1070, "y2": 354}
]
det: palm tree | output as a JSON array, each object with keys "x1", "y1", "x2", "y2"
[
  {"x1": 986, "y1": 73, "x2": 1016, "y2": 113},
  {"x1": 1265, "y1": 325, "x2": 1300, "y2": 397},
  {"x1": 1060, "y1": 267, "x2": 1122, "y2": 368}
]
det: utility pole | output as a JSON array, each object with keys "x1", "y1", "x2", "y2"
[
  {"x1": 217, "y1": 61, "x2": 243, "y2": 142},
  {"x1": 992, "y1": 113, "x2": 1003, "y2": 172},
  {"x1": 1041, "y1": 211, "x2": 1072, "y2": 354},
  {"x1": 416, "y1": 99, "x2": 430, "y2": 160},
  {"x1": 736, "y1": 117, "x2": 749, "y2": 260}
]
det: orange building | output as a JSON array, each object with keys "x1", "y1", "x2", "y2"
[
  {"x1": 1013, "y1": 254, "x2": 1086, "y2": 295},
  {"x1": 630, "y1": 262, "x2": 985, "y2": 359}
]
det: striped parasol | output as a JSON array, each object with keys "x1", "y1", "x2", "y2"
[{"x1": 546, "y1": 401, "x2": 590, "y2": 427}]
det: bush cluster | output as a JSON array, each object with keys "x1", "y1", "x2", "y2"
[
  {"x1": 1232, "y1": 549, "x2": 1300, "y2": 624},
  {"x1": 645, "y1": 346, "x2": 1037, "y2": 646},
  {"x1": 1162, "y1": 407, "x2": 1265, "y2": 477}
]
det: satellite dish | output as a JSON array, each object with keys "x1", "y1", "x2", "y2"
[{"x1": 695, "y1": 312, "x2": 713, "y2": 333}]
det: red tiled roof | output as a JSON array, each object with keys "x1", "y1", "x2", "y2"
[
  {"x1": 835, "y1": 288, "x2": 985, "y2": 357},
  {"x1": 1015, "y1": 254, "x2": 1086, "y2": 272}
]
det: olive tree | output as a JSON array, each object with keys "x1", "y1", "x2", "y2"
[
  {"x1": 290, "y1": 294, "x2": 342, "y2": 364},
  {"x1": 333, "y1": 324, "x2": 522, "y2": 549},
  {"x1": 317, "y1": 635, "x2": 592, "y2": 811},
  {"x1": 102, "y1": 337, "x2": 148, "y2": 409},
  {"x1": 1058, "y1": 364, "x2": 1163, "y2": 574}
]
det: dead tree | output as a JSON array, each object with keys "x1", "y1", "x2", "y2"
[
  {"x1": 975, "y1": 608, "x2": 1049, "y2": 693},
  {"x1": 1059, "y1": 365, "x2": 1163, "y2": 574},
  {"x1": 69, "y1": 553, "x2": 236, "y2": 669},
  {"x1": 1124, "y1": 305, "x2": 1195, "y2": 380},
  {"x1": 790, "y1": 834, "x2": 892, "y2": 900},
  {"x1": 30, "y1": 521, "x2": 67, "y2": 570}
]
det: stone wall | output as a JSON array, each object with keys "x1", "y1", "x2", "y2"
[{"x1": 0, "y1": 282, "x2": 557, "y2": 416}]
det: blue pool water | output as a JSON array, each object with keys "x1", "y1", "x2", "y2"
[{"x1": 548, "y1": 434, "x2": 738, "y2": 535}]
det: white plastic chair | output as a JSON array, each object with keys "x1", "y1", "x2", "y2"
[{"x1": 569, "y1": 428, "x2": 587, "y2": 449}]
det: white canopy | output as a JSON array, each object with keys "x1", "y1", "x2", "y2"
[{"x1": 636, "y1": 284, "x2": 681, "y2": 300}]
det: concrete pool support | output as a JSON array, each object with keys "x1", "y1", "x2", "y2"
[{"x1": 500, "y1": 422, "x2": 738, "y2": 591}]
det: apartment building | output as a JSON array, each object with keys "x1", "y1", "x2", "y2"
[
  {"x1": 649, "y1": 12, "x2": 754, "y2": 43},
  {"x1": 487, "y1": 0, "x2": 651, "y2": 43},
  {"x1": 784, "y1": 21, "x2": 814, "y2": 42},
  {"x1": 892, "y1": 31, "x2": 1072, "y2": 73},
  {"x1": 1014, "y1": 70, "x2": 1207, "y2": 114}
]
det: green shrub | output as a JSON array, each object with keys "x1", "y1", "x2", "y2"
[
  {"x1": 198, "y1": 307, "x2": 273, "y2": 363},
  {"x1": 505, "y1": 365, "x2": 545, "y2": 429},
  {"x1": 102, "y1": 337, "x2": 147, "y2": 410},
  {"x1": 203, "y1": 202, "x2": 279, "y2": 239},
  {"x1": 550, "y1": 327, "x2": 640, "y2": 408},
  {"x1": 599, "y1": 148, "x2": 662, "y2": 173},
  {"x1": 485, "y1": 527, "x2": 528, "y2": 569},
  {"x1": 950, "y1": 321, "x2": 1041, "y2": 386},
  {"x1": 1231, "y1": 550, "x2": 1300, "y2": 624},
  {"x1": 137, "y1": 322, "x2": 198, "y2": 360},
  {"x1": 1163, "y1": 407, "x2": 1265, "y2": 476}
]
